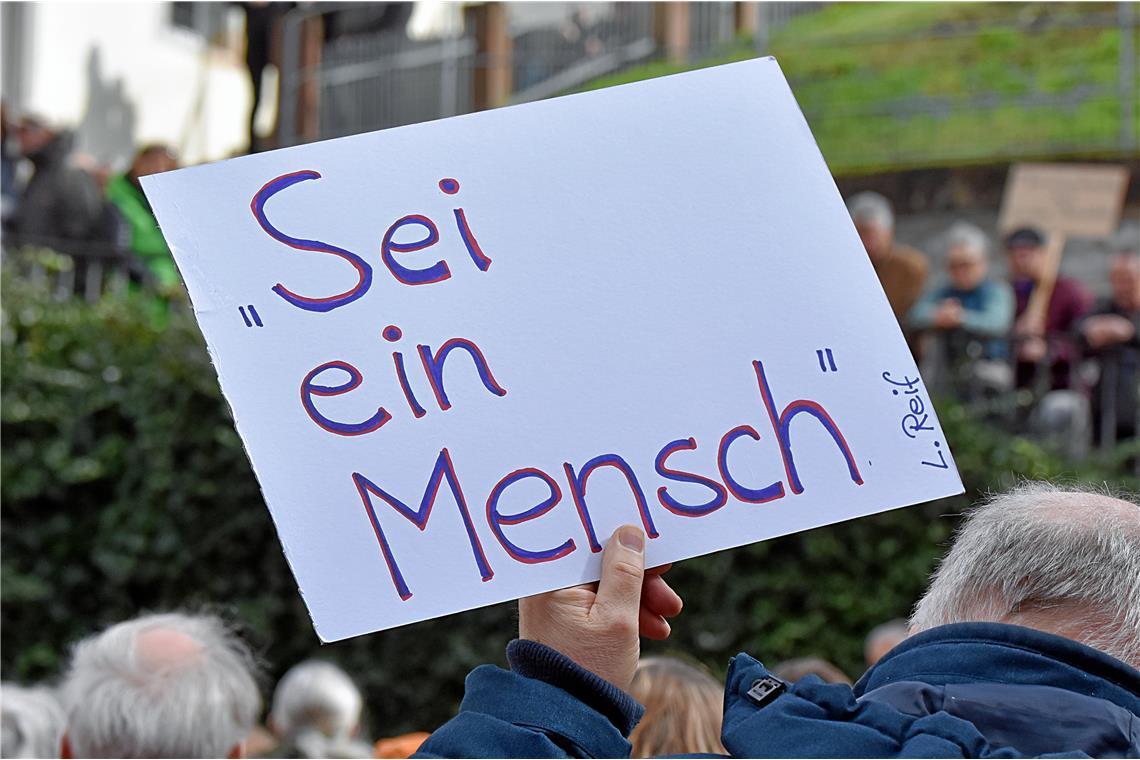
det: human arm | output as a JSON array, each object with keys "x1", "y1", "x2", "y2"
[
  {"x1": 907, "y1": 287, "x2": 942, "y2": 331},
  {"x1": 960, "y1": 282, "x2": 1014, "y2": 338},
  {"x1": 415, "y1": 527, "x2": 683, "y2": 758}
]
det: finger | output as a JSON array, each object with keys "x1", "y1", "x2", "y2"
[
  {"x1": 642, "y1": 574, "x2": 683, "y2": 619},
  {"x1": 593, "y1": 525, "x2": 646, "y2": 620},
  {"x1": 638, "y1": 607, "x2": 671, "y2": 640},
  {"x1": 646, "y1": 563, "x2": 672, "y2": 577}
]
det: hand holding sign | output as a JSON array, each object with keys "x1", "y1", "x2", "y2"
[
  {"x1": 142, "y1": 58, "x2": 962, "y2": 642},
  {"x1": 519, "y1": 526, "x2": 682, "y2": 691}
]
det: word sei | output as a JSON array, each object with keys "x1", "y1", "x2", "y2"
[
  {"x1": 353, "y1": 358, "x2": 865, "y2": 600},
  {"x1": 251, "y1": 172, "x2": 491, "y2": 312}
]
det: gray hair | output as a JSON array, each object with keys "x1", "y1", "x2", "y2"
[
  {"x1": 945, "y1": 221, "x2": 990, "y2": 260},
  {"x1": 270, "y1": 660, "x2": 370, "y2": 759},
  {"x1": 60, "y1": 612, "x2": 261, "y2": 758},
  {"x1": 1, "y1": 684, "x2": 65, "y2": 758},
  {"x1": 910, "y1": 483, "x2": 1140, "y2": 668},
  {"x1": 847, "y1": 191, "x2": 894, "y2": 231}
]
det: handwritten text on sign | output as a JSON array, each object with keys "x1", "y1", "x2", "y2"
[{"x1": 143, "y1": 58, "x2": 963, "y2": 642}]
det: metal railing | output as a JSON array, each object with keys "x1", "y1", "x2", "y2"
[
  {"x1": 2, "y1": 236, "x2": 151, "y2": 303},
  {"x1": 277, "y1": 2, "x2": 808, "y2": 146},
  {"x1": 508, "y1": 3, "x2": 657, "y2": 104}
]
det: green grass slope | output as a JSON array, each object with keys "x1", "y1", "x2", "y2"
[{"x1": 582, "y1": 2, "x2": 1138, "y2": 174}]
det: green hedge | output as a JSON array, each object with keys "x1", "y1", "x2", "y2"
[{"x1": 2, "y1": 267, "x2": 1135, "y2": 736}]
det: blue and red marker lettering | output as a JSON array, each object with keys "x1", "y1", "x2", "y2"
[
  {"x1": 251, "y1": 170, "x2": 373, "y2": 312},
  {"x1": 716, "y1": 425, "x2": 785, "y2": 504},
  {"x1": 654, "y1": 437, "x2": 728, "y2": 516},
  {"x1": 438, "y1": 178, "x2": 492, "y2": 272},
  {"x1": 300, "y1": 361, "x2": 391, "y2": 436},
  {"x1": 755, "y1": 360, "x2": 863, "y2": 494},
  {"x1": 353, "y1": 448, "x2": 493, "y2": 601},
  {"x1": 486, "y1": 467, "x2": 576, "y2": 564},
  {"x1": 564, "y1": 454, "x2": 659, "y2": 553},
  {"x1": 417, "y1": 338, "x2": 507, "y2": 411},
  {"x1": 381, "y1": 214, "x2": 449, "y2": 286}
]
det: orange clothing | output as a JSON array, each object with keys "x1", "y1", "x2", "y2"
[
  {"x1": 874, "y1": 243, "x2": 929, "y2": 321},
  {"x1": 374, "y1": 732, "x2": 430, "y2": 758}
]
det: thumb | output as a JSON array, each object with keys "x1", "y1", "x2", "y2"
[{"x1": 594, "y1": 525, "x2": 646, "y2": 619}]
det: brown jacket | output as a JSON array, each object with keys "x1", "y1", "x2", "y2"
[{"x1": 874, "y1": 243, "x2": 929, "y2": 321}]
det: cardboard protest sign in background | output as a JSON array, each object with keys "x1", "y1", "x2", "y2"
[
  {"x1": 997, "y1": 162, "x2": 1130, "y2": 329},
  {"x1": 143, "y1": 57, "x2": 963, "y2": 643},
  {"x1": 997, "y1": 163, "x2": 1129, "y2": 238}
]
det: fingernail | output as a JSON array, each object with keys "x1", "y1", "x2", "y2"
[{"x1": 617, "y1": 525, "x2": 644, "y2": 552}]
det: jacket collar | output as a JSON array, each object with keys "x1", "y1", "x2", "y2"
[{"x1": 854, "y1": 622, "x2": 1140, "y2": 716}]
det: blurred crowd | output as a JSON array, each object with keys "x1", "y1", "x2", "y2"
[
  {"x1": 0, "y1": 608, "x2": 901, "y2": 758},
  {"x1": 2, "y1": 104, "x2": 181, "y2": 291},
  {"x1": 4, "y1": 106, "x2": 1136, "y2": 463},
  {"x1": 848, "y1": 191, "x2": 1139, "y2": 458}
]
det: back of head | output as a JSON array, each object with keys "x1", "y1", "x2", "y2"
[
  {"x1": 270, "y1": 660, "x2": 368, "y2": 759},
  {"x1": 1, "y1": 684, "x2": 66, "y2": 758},
  {"x1": 864, "y1": 619, "x2": 910, "y2": 667},
  {"x1": 627, "y1": 656, "x2": 725, "y2": 758},
  {"x1": 773, "y1": 657, "x2": 852, "y2": 685},
  {"x1": 847, "y1": 191, "x2": 895, "y2": 231},
  {"x1": 60, "y1": 612, "x2": 261, "y2": 758},
  {"x1": 910, "y1": 483, "x2": 1140, "y2": 668}
]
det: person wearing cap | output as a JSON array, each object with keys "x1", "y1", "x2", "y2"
[
  {"x1": 1006, "y1": 226, "x2": 1093, "y2": 391},
  {"x1": 846, "y1": 192, "x2": 929, "y2": 323}
]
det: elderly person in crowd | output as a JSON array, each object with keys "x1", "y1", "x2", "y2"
[
  {"x1": 847, "y1": 191, "x2": 929, "y2": 322},
  {"x1": 1080, "y1": 248, "x2": 1140, "y2": 445},
  {"x1": 59, "y1": 612, "x2": 260, "y2": 758},
  {"x1": 269, "y1": 660, "x2": 373, "y2": 759},
  {"x1": 910, "y1": 222, "x2": 1015, "y2": 398},
  {"x1": 417, "y1": 483, "x2": 1140, "y2": 758},
  {"x1": 1, "y1": 684, "x2": 66, "y2": 758}
]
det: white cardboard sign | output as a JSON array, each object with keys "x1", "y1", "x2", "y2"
[{"x1": 143, "y1": 58, "x2": 963, "y2": 643}]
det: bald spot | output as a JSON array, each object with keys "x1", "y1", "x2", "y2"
[
  {"x1": 1029, "y1": 491, "x2": 1138, "y2": 530},
  {"x1": 136, "y1": 627, "x2": 204, "y2": 672}
]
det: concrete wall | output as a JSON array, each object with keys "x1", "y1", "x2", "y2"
[{"x1": 5, "y1": 2, "x2": 253, "y2": 169}]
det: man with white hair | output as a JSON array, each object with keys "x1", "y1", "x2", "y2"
[
  {"x1": 418, "y1": 483, "x2": 1140, "y2": 757},
  {"x1": 847, "y1": 191, "x2": 929, "y2": 321},
  {"x1": 60, "y1": 612, "x2": 261, "y2": 758},
  {"x1": 1, "y1": 684, "x2": 66, "y2": 758},
  {"x1": 269, "y1": 660, "x2": 372, "y2": 758}
]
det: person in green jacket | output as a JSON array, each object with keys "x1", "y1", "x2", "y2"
[{"x1": 106, "y1": 144, "x2": 179, "y2": 289}]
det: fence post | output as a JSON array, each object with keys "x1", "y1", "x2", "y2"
[
  {"x1": 653, "y1": 2, "x2": 691, "y2": 66},
  {"x1": 468, "y1": 3, "x2": 512, "y2": 110},
  {"x1": 1121, "y1": 1, "x2": 1137, "y2": 151},
  {"x1": 735, "y1": 2, "x2": 759, "y2": 39},
  {"x1": 296, "y1": 13, "x2": 324, "y2": 142}
]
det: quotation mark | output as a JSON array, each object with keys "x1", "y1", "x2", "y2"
[
  {"x1": 816, "y1": 348, "x2": 837, "y2": 372},
  {"x1": 239, "y1": 305, "x2": 264, "y2": 328}
]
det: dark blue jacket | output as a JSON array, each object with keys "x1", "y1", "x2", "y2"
[{"x1": 417, "y1": 623, "x2": 1140, "y2": 758}]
